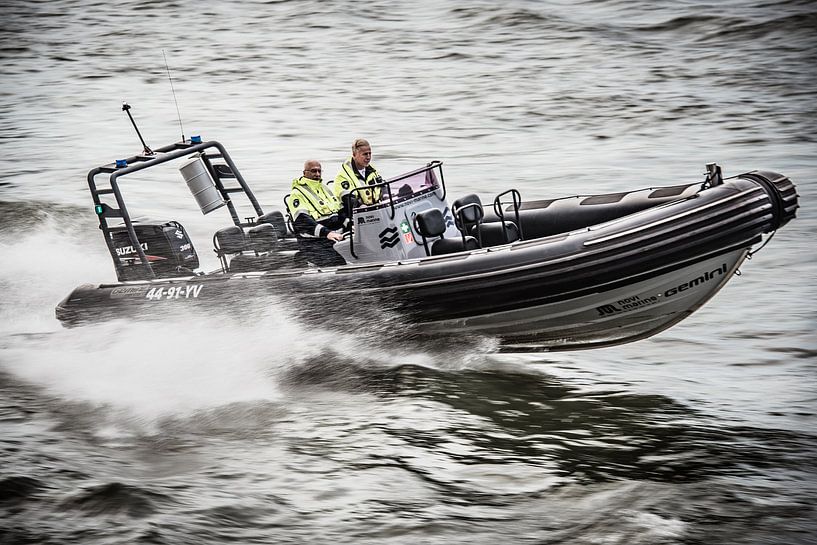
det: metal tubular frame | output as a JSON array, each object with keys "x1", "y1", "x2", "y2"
[
  {"x1": 493, "y1": 188, "x2": 524, "y2": 241},
  {"x1": 88, "y1": 140, "x2": 264, "y2": 281}
]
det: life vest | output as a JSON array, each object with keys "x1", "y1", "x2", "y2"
[
  {"x1": 287, "y1": 177, "x2": 341, "y2": 221},
  {"x1": 334, "y1": 159, "x2": 382, "y2": 206}
]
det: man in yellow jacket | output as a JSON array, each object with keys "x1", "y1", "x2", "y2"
[
  {"x1": 334, "y1": 138, "x2": 383, "y2": 213},
  {"x1": 287, "y1": 159, "x2": 349, "y2": 267}
]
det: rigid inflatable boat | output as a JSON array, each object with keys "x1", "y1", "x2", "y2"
[{"x1": 56, "y1": 136, "x2": 799, "y2": 351}]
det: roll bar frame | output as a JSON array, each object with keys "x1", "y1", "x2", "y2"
[{"x1": 87, "y1": 139, "x2": 265, "y2": 281}]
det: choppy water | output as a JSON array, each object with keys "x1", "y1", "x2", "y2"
[{"x1": 1, "y1": 0, "x2": 816, "y2": 543}]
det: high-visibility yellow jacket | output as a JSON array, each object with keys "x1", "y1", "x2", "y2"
[
  {"x1": 333, "y1": 159, "x2": 382, "y2": 206},
  {"x1": 287, "y1": 177, "x2": 344, "y2": 238}
]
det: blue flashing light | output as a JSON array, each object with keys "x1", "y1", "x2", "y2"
[
  {"x1": 115, "y1": 159, "x2": 128, "y2": 168},
  {"x1": 190, "y1": 135, "x2": 202, "y2": 144}
]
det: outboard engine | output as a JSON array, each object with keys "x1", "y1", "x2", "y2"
[{"x1": 110, "y1": 220, "x2": 199, "y2": 280}]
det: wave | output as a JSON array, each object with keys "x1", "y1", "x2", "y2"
[
  {"x1": 631, "y1": 14, "x2": 746, "y2": 33},
  {"x1": 0, "y1": 475, "x2": 43, "y2": 504},
  {"x1": 450, "y1": 5, "x2": 572, "y2": 33},
  {"x1": 60, "y1": 481, "x2": 172, "y2": 517},
  {"x1": 0, "y1": 201, "x2": 86, "y2": 233},
  {"x1": 697, "y1": 12, "x2": 817, "y2": 42}
]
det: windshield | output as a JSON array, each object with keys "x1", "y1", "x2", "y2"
[
  {"x1": 349, "y1": 162, "x2": 444, "y2": 212},
  {"x1": 385, "y1": 163, "x2": 440, "y2": 199}
]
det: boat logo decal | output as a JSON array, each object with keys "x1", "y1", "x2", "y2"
[
  {"x1": 596, "y1": 263, "x2": 730, "y2": 316},
  {"x1": 174, "y1": 229, "x2": 184, "y2": 239},
  {"x1": 145, "y1": 284, "x2": 204, "y2": 301},
  {"x1": 110, "y1": 286, "x2": 149, "y2": 298},
  {"x1": 596, "y1": 295, "x2": 659, "y2": 316},
  {"x1": 378, "y1": 226, "x2": 400, "y2": 248},
  {"x1": 357, "y1": 214, "x2": 381, "y2": 225},
  {"x1": 596, "y1": 304, "x2": 621, "y2": 316},
  {"x1": 115, "y1": 242, "x2": 149, "y2": 256},
  {"x1": 664, "y1": 263, "x2": 728, "y2": 297}
]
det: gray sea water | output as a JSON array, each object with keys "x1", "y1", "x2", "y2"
[{"x1": 1, "y1": 0, "x2": 816, "y2": 543}]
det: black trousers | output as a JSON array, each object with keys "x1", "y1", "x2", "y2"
[{"x1": 297, "y1": 237, "x2": 346, "y2": 267}]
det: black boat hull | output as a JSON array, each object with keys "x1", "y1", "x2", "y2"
[{"x1": 56, "y1": 170, "x2": 798, "y2": 350}]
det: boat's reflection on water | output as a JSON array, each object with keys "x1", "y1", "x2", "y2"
[
  {"x1": 278, "y1": 356, "x2": 816, "y2": 482},
  {"x1": 267, "y1": 354, "x2": 817, "y2": 542}
]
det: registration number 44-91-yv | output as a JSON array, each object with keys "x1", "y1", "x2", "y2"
[{"x1": 145, "y1": 285, "x2": 203, "y2": 301}]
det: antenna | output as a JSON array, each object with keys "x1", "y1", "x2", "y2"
[
  {"x1": 163, "y1": 49, "x2": 185, "y2": 143},
  {"x1": 121, "y1": 102, "x2": 153, "y2": 155}
]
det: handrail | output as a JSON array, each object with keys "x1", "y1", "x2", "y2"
[
  {"x1": 282, "y1": 193, "x2": 297, "y2": 236},
  {"x1": 350, "y1": 178, "x2": 397, "y2": 219},
  {"x1": 412, "y1": 214, "x2": 431, "y2": 256},
  {"x1": 493, "y1": 188, "x2": 523, "y2": 241},
  {"x1": 452, "y1": 201, "x2": 484, "y2": 247}
]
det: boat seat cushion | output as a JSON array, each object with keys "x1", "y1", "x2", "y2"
[
  {"x1": 452, "y1": 194, "x2": 484, "y2": 227},
  {"x1": 257, "y1": 210, "x2": 289, "y2": 238},
  {"x1": 415, "y1": 208, "x2": 479, "y2": 256},
  {"x1": 476, "y1": 221, "x2": 520, "y2": 246},
  {"x1": 431, "y1": 236, "x2": 478, "y2": 256},
  {"x1": 247, "y1": 223, "x2": 278, "y2": 253},
  {"x1": 414, "y1": 208, "x2": 447, "y2": 238},
  {"x1": 214, "y1": 226, "x2": 246, "y2": 255}
]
